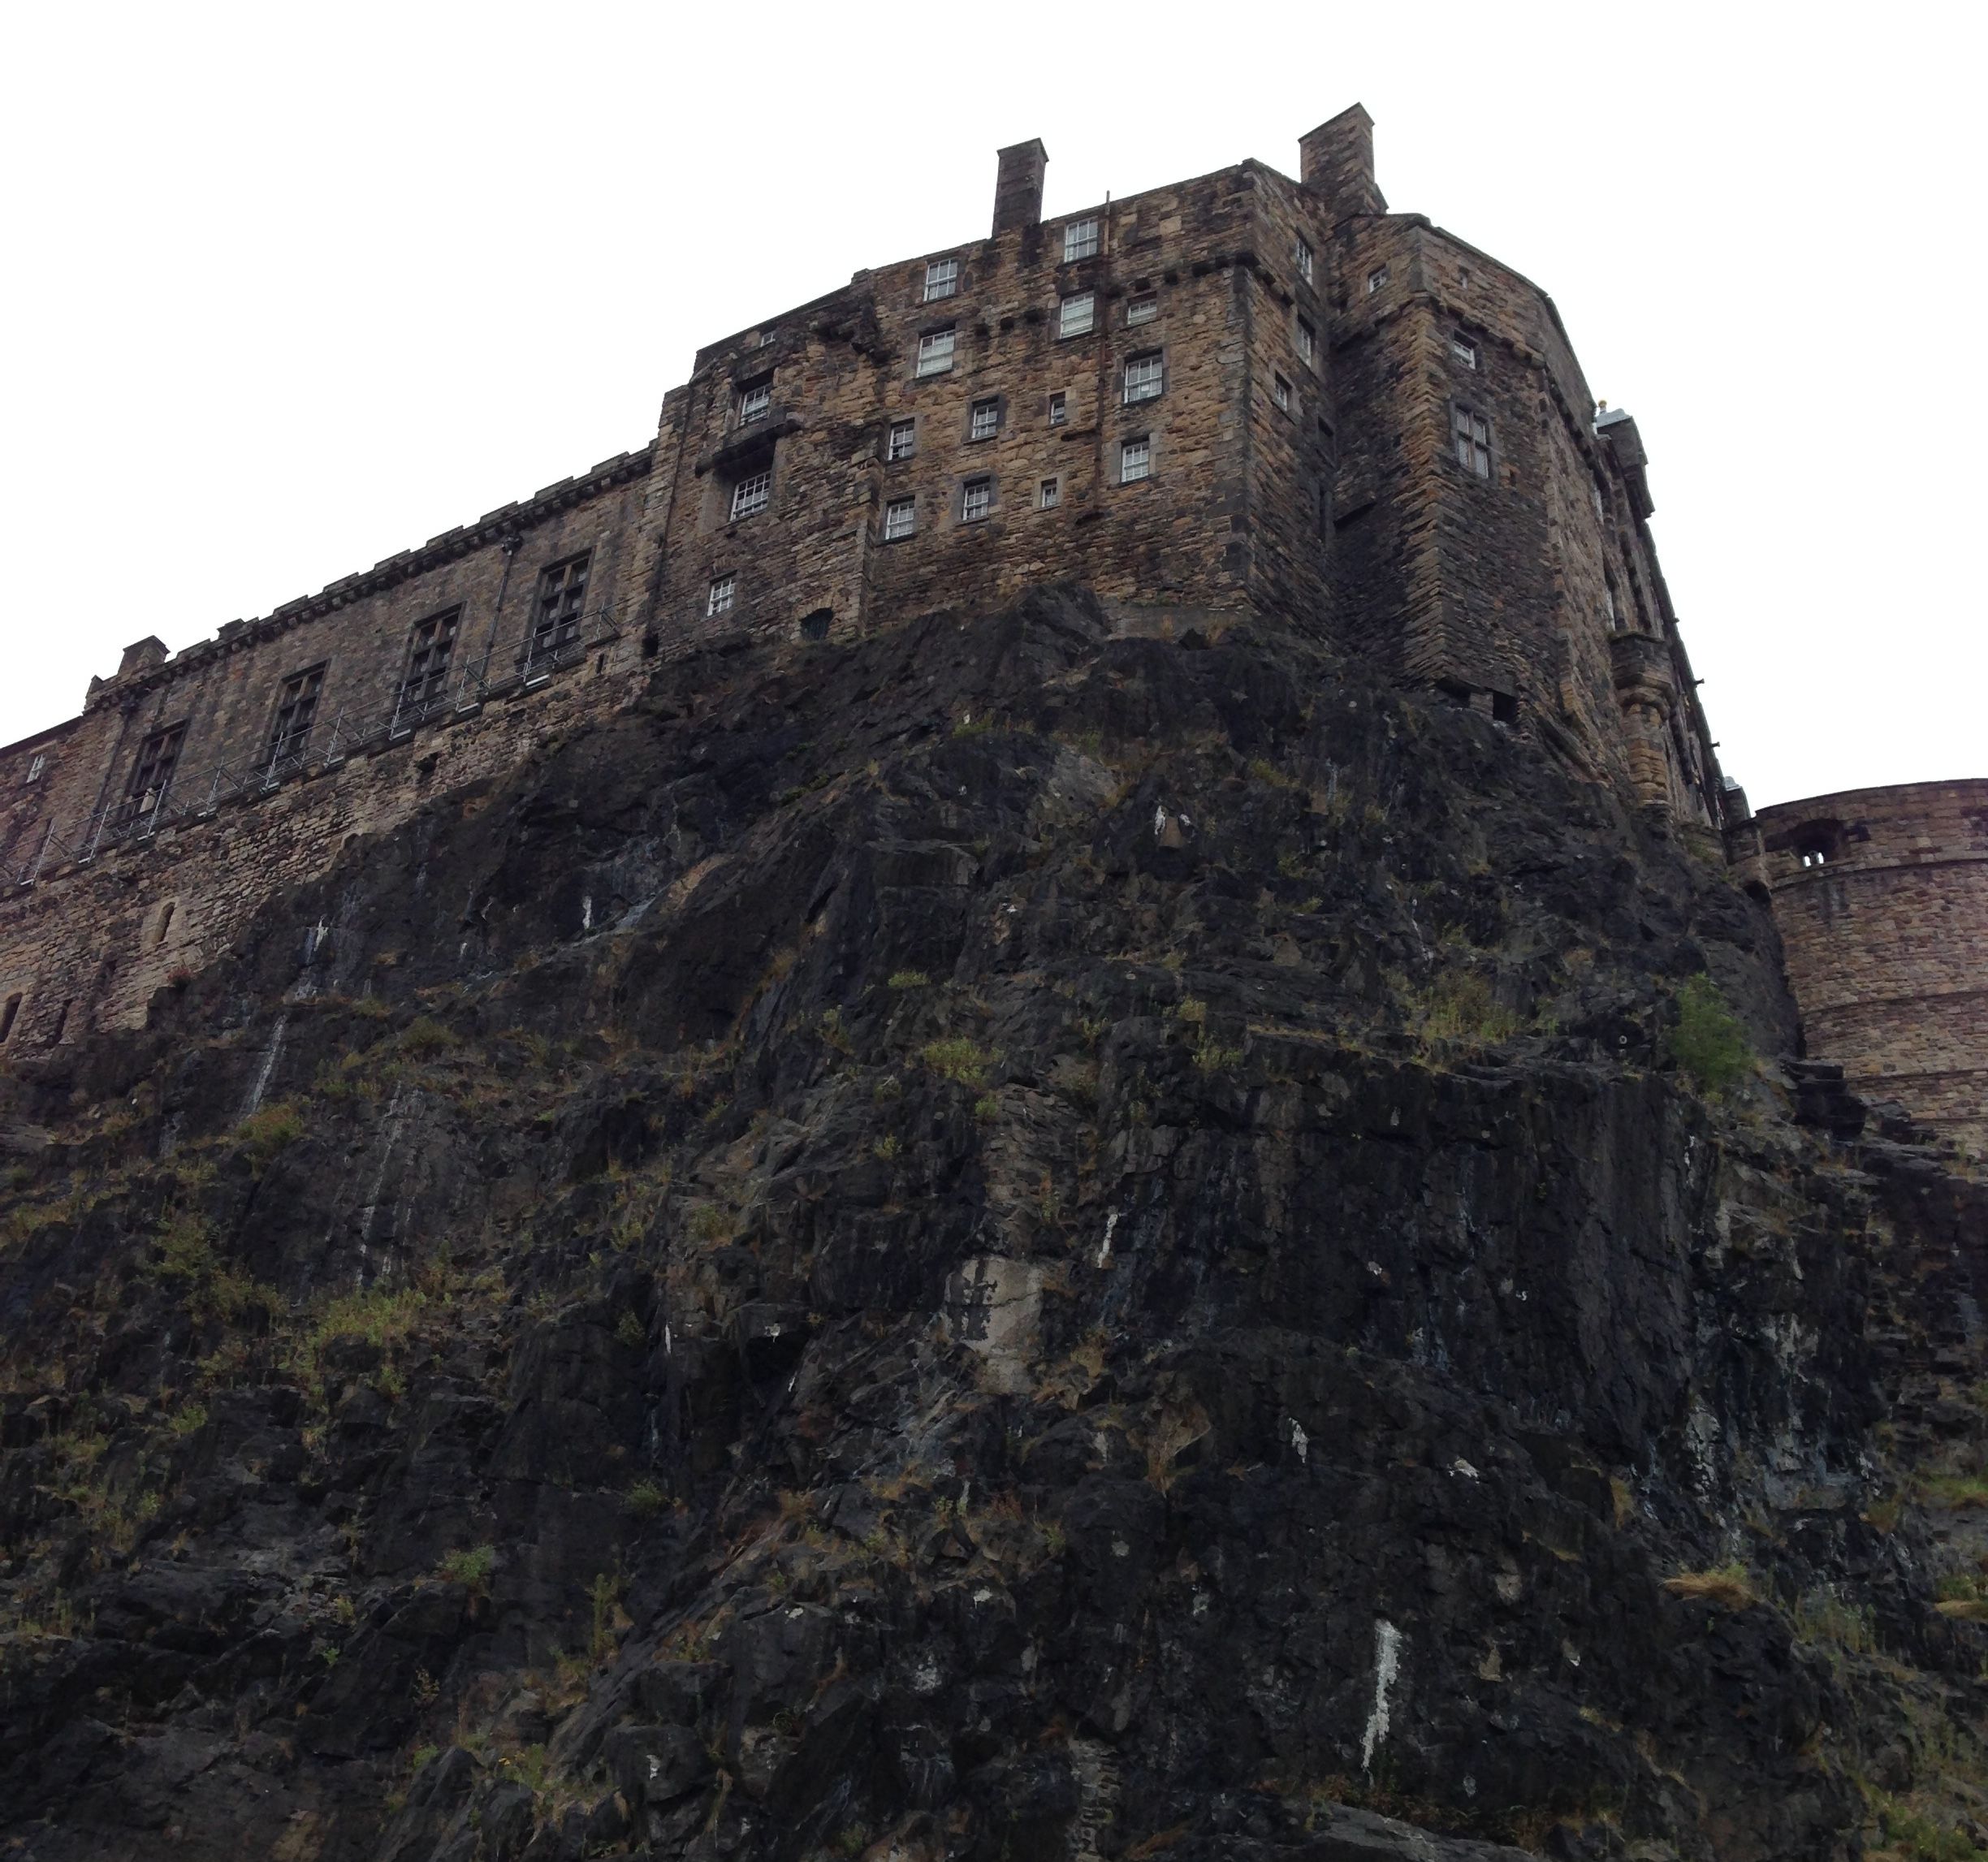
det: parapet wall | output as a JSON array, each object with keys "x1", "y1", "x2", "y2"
[{"x1": 1735, "y1": 780, "x2": 1988, "y2": 1151}]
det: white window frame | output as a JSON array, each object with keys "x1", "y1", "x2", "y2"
[
  {"x1": 923, "y1": 257, "x2": 959, "y2": 302},
  {"x1": 1057, "y1": 293, "x2": 1096, "y2": 339},
  {"x1": 1367, "y1": 264, "x2": 1389, "y2": 295},
  {"x1": 888, "y1": 419, "x2": 916, "y2": 462},
  {"x1": 730, "y1": 469, "x2": 771, "y2": 520},
  {"x1": 916, "y1": 327, "x2": 957, "y2": 378},
  {"x1": 961, "y1": 477, "x2": 993, "y2": 522},
  {"x1": 1453, "y1": 405, "x2": 1491, "y2": 477},
  {"x1": 1062, "y1": 217, "x2": 1099, "y2": 262},
  {"x1": 1119, "y1": 437, "x2": 1151, "y2": 484},
  {"x1": 1047, "y1": 391, "x2": 1068, "y2": 427},
  {"x1": 883, "y1": 495, "x2": 917, "y2": 542},
  {"x1": 1039, "y1": 477, "x2": 1060, "y2": 510},
  {"x1": 25, "y1": 754, "x2": 45, "y2": 784},
  {"x1": 1273, "y1": 372, "x2": 1292, "y2": 413},
  {"x1": 1295, "y1": 236, "x2": 1314, "y2": 283},
  {"x1": 1126, "y1": 294, "x2": 1157, "y2": 327},
  {"x1": 707, "y1": 574, "x2": 736, "y2": 616},
  {"x1": 1122, "y1": 352, "x2": 1164, "y2": 405},
  {"x1": 1296, "y1": 318, "x2": 1316, "y2": 366},
  {"x1": 737, "y1": 380, "x2": 771, "y2": 425},
  {"x1": 1450, "y1": 335, "x2": 1477, "y2": 369},
  {"x1": 969, "y1": 398, "x2": 1000, "y2": 442}
]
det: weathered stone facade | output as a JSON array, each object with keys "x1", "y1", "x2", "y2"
[
  {"x1": 1730, "y1": 781, "x2": 1988, "y2": 1151},
  {"x1": 0, "y1": 105, "x2": 1734, "y2": 1052}
]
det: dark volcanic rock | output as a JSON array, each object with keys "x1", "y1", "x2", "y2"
[{"x1": 2, "y1": 588, "x2": 1986, "y2": 1862}]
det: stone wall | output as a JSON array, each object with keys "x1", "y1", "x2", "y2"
[{"x1": 1733, "y1": 780, "x2": 1988, "y2": 1150}]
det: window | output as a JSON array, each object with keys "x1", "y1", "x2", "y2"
[
  {"x1": 961, "y1": 477, "x2": 992, "y2": 522},
  {"x1": 1048, "y1": 391, "x2": 1068, "y2": 427},
  {"x1": 1295, "y1": 236, "x2": 1314, "y2": 283},
  {"x1": 1273, "y1": 372, "x2": 1292, "y2": 412},
  {"x1": 884, "y1": 495, "x2": 917, "y2": 541},
  {"x1": 1604, "y1": 585, "x2": 1619, "y2": 629},
  {"x1": 1126, "y1": 294, "x2": 1157, "y2": 327},
  {"x1": 0, "y1": 995, "x2": 19, "y2": 1045},
  {"x1": 128, "y1": 724, "x2": 184, "y2": 806},
  {"x1": 400, "y1": 606, "x2": 461, "y2": 713},
  {"x1": 737, "y1": 374, "x2": 772, "y2": 425},
  {"x1": 799, "y1": 608, "x2": 832, "y2": 642},
  {"x1": 1799, "y1": 846, "x2": 1830, "y2": 869},
  {"x1": 707, "y1": 574, "x2": 736, "y2": 616},
  {"x1": 1450, "y1": 335, "x2": 1477, "y2": 369},
  {"x1": 1296, "y1": 318, "x2": 1316, "y2": 365},
  {"x1": 730, "y1": 469, "x2": 772, "y2": 520},
  {"x1": 916, "y1": 327, "x2": 956, "y2": 377},
  {"x1": 1120, "y1": 436, "x2": 1151, "y2": 483},
  {"x1": 1366, "y1": 265, "x2": 1389, "y2": 295},
  {"x1": 924, "y1": 257, "x2": 959, "y2": 301},
  {"x1": 969, "y1": 399, "x2": 1000, "y2": 441},
  {"x1": 888, "y1": 419, "x2": 916, "y2": 461},
  {"x1": 24, "y1": 754, "x2": 44, "y2": 784},
  {"x1": 268, "y1": 665, "x2": 325, "y2": 763},
  {"x1": 529, "y1": 552, "x2": 592, "y2": 661},
  {"x1": 1057, "y1": 292, "x2": 1096, "y2": 339},
  {"x1": 1453, "y1": 405, "x2": 1491, "y2": 477},
  {"x1": 1123, "y1": 352, "x2": 1164, "y2": 404},
  {"x1": 1039, "y1": 477, "x2": 1060, "y2": 510},
  {"x1": 1062, "y1": 217, "x2": 1099, "y2": 262}
]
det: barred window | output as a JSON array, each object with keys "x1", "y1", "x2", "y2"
[
  {"x1": 707, "y1": 574, "x2": 736, "y2": 616},
  {"x1": 970, "y1": 398, "x2": 1000, "y2": 441},
  {"x1": 1047, "y1": 391, "x2": 1068, "y2": 427},
  {"x1": 129, "y1": 723, "x2": 185, "y2": 805},
  {"x1": 268, "y1": 664, "x2": 325, "y2": 763},
  {"x1": 1126, "y1": 294, "x2": 1157, "y2": 327},
  {"x1": 924, "y1": 257, "x2": 959, "y2": 302},
  {"x1": 1453, "y1": 405, "x2": 1491, "y2": 477},
  {"x1": 731, "y1": 469, "x2": 772, "y2": 519},
  {"x1": 888, "y1": 419, "x2": 916, "y2": 461},
  {"x1": 915, "y1": 327, "x2": 956, "y2": 377},
  {"x1": 1450, "y1": 335, "x2": 1477, "y2": 369},
  {"x1": 1120, "y1": 436, "x2": 1151, "y2": 483},
  {"x1": 1296, "y1": 317, "x2": 1316, "y2": 365},
  {"x1": 1062, "y1": 217, "x2": 1098, "y2": 261},
  {"x1": 1057, "y1": 292, "x2": 1096, "y2": 339},
  {"x1": 400, "y1": 606, "x2": 461, "y2": 711},
  {"x1": 1123, "y1": 352, "x2": 1164, "y2": 404},
  {"x1": 1295, "y1": 236, "x2": 1314, "y2": 283},
  {"x1": 1366, "y1": 265, "x2": 1389, "y2": 295},
  {"x1": 961, "y1": 477, "x2": 992, "y2": 522},
  {"x1": 1039, "y1": 477, "x2": 1061, "y2": 510},
  {"x1": 529, "y1": 553, "x2": 591, "y2": 660},
  {"x1": 884, "y1": 496, "x2": 917, "y2": 541},
  {"x1": 737, "y1": 375, "x2": 772, "y2": 425}
]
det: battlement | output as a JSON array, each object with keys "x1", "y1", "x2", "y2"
[{"x1": 0, "y1": 107, "x2": 1730, "y2": 1058}]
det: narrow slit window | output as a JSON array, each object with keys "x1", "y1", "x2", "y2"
[
  {"x1": 1062, "y1": 217, "x2": 1099, "y2": 262},
  {"x1": 529, "y1": 553, "x2": 592, "y2": 662},
  {"x1": 0, "y1": 994, "x2": 19, "y2": 1044},
  {"x1": 707, "y1": 574, "x2": 736, "y2": 616},
  {"x1": 883, "y1": 495, "x2": 917, "y2": 541},
  {"x1": 400, "y1": 605, "x2": 461, "y2": 714},
  {"x1": 267, "y1": 665, "x2": 325, "y2": 764},
  {"x1": 887, "y1": 419, "x2": 916, "y2": 461},
  {"x1": 1120, "y1": 436, "x2": 1151, "y2": 484},
  {"x1": 915, "y1": 327, "x2": 956, "y2": 377},
  {"x1": 1123, "y1": 352, "x2": 1164, "y2": 404},
  {"x1": 923, "y1": 257, "x2": 959, "y2": 301},
  {"x1": 1453, "y1": 405, "x2": 1491, "y2": 477},
  {"x1": 1057, "y1": 292, "x2": 1096, "y2": 339},
  {"x1": 961, "y1": 477, "x2": 993, "y2": 522},
  {"x1": 1296, "y1": 317, "x2": 1316, "y2": 365},
  {"x1": 969, "y1": 399, "x2": 1000, "y2": 441},
  {"x1": 1039, "y1": 477, "x2": 1060, "y2": 510},
  {"x1": 730, "y1": 469, "x2": 772, "y2": 520},
  {"x1": 1295, "y1": 235, "x2": 1315, "y2": 283}
]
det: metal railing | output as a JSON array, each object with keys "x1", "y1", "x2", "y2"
[{"x1": 9, "y1": 607, "x2": 625, "y2": 885}]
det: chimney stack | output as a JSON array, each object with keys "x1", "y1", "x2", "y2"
[
  {"x1": 1299, "y1": 105, "x2": 1386, "y2": 221},
  {"x1": 992, "y1": 139, "x2": 1048, "y2": 236}
]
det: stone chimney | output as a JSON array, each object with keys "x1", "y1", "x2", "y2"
[
  {"x1": 1299, "y1": 105, "x2": 1386, "y2": 221},
  {"x1": 116, "y1": 637, "x2": 169, "y2": 677},
  {"x1": 992, "y1": 140, "x2": 1048, "y2": 236}
]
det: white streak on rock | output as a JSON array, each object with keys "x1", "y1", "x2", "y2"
[{"x1": 1360, "y1": 1618, "x2": 1402, "y2": 1775}]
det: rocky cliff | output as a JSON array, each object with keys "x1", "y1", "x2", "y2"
[{"x1": 3, "y1": 590, "x2": 1986, "y2": 1862}]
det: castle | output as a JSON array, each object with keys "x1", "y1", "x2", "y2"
[{"x1": 0, "y1": 107, "x2": 1976, "y2": 1144}]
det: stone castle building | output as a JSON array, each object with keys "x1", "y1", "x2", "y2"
[{"x1": 0, "y1": 106, "x2": 1974, "y2": 1144}]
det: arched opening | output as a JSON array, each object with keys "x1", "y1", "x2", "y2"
[
  {"x1": 0, "y1": 995, "x2": 21, "y2": 1044},
  {"x1": 798, "y1": 608, "x2": 832, "y2": 642},
  {"x1": 154, "y1": 901, "x2": 176, "y2": 947}
]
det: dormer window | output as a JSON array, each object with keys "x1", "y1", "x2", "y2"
[
  {"x1": 737, "y1": 375, "x2": 772, "y2": 425},
  {"x1": 1062, "y1": 217, "x2": 1099, "y2": 262},
  {"x1": 915, "y1": 327, "x2": 956, "y2": 378},
  {"x1": 924, "y1": 257, "x2": 959, "y2": 301},
  {"x1": 1058, "y1": 292, "x2": 1096, "y2": 339}
]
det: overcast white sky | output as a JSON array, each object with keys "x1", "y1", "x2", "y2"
[{"x1": 0, "y1": 2, "x2": 1978, "y2": 808}]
